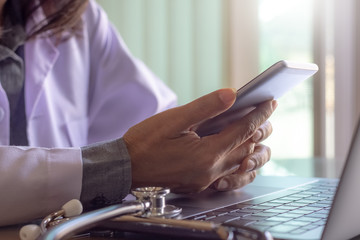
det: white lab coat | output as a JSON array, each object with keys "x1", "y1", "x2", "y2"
[{"x1": 0, "y1": 0, "x2": 177, "y2": 226}]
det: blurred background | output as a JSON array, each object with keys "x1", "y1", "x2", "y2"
[{"x1": 96, "y1": 0, "x2": 360, "y2": 179}]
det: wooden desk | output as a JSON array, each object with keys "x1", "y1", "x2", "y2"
[
  {"x1": 0, "y1": 226, "x2": 122, "y2": 240},
  {"x1": 0, "y1": 225, "x2": 21, "y2": 240},
  {"x1": 0, "y1": 225, "x2": 181, "y2": 240}
]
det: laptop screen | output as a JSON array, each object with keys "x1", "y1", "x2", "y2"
[{"x1": 322, "y1": 119, "x2": 360, "y2": 240}]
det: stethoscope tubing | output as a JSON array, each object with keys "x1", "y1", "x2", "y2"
[{"x1": 39, "y1": 200, "x2": 150, "y2": 240}]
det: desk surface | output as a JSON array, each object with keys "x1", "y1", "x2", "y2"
[
  {"x1": 0, "y1": 226, "x2": 118, "y2": 240},
  {"x1": 0, "y1": 225, "x2": 175, "y2": 240},
  {"x1": 0, "y1": 225, "x2": 19, "y2": 240}
]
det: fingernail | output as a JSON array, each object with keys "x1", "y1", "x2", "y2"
[
  {"x1": 229, "y1": 164, "x2": 240, "y2": 173},
  {"x1": 272, "y1": 100, "x2": 278, "y2": 110},
  {"x1": 252, "y1": 130, "x2": 262, "y2": 142},
  {"x1": 219, "y1": 89, "x2": 236, "y2": 105},
  {"x1": 246, "y1": 159, "x2": 256, "y2": 172},
  {"x1": 217, "y1": 179, "x2": 229, "y2": 190}
]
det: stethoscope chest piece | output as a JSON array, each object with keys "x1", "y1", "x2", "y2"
[{"x1": 132, "y1": 187, "x2": 182, "y2": 218}]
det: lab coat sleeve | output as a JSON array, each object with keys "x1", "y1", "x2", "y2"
[
  {"x1": 80, "y1": 138, "x2": 131, "y2": 210},
  {"x1": 0, "y1": 146, "x2": 82, "y2": 226}
]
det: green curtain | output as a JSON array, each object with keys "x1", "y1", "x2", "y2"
[{"x1": 96, "y1": 0, "x2": 224, "y2": 105}]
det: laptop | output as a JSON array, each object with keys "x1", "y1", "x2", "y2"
[{"x1": 163, "y1": 118, "x2": 360, "y2": 240}]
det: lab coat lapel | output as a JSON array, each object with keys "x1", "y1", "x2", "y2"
[
  {"x1": 24, "y1": 5, "x2": 60, "y2": 120},
  {"x1": 25, "y1": 36, "x2": 59, "y2": 119}
]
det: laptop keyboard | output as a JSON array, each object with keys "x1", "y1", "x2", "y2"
[{"x1": 185, "y1": 180, "x2": 338, "y2": 236}]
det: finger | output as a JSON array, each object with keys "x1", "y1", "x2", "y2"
[
  {"x1": 212, "y1": 171, "x2": 257, "y2": 191},
  {"x1": 125, "y1": 88, "x2": 237, "y2": 138},
  {"x1": 239, "y1": 144, "x2": 271, "y2": 173},
  {"x1": 170, "y1": 88, "x2": 237, "y2": 133},
  {"x1": 212, "y1": 100, "x2": 277, "y2": 152},
  {"x1": 251, "y1": 120, "x2": 273, "y2": 143},
  {"x1": 211, "y1": 143, "x2": 269, "y2": 190},
  {"x1": 217, "y1": 140, "x2": 255, "y2": 174}
]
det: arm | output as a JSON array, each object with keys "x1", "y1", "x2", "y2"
[
  {"x1": 0, "y1": 89, "x2": 274, "y2": 227},
  {"x1": 0, "y1": 147, "x2": 82, "y2": 226},
  {"x1": 0, "y1": 0, "x2": 175, "y2": 226},
  {"x1": 76, "y1": 0, "x2": 178, "y2": 209}
]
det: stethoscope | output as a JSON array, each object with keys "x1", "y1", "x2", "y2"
[{"x1": 19, "y1": 187, "x2": 273, "y2": 240}]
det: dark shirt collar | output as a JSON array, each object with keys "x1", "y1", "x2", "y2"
[
  {"x1": 0, "y1": 0, "x2": 26, "y2": 52},
  {"x1": 0, "y1": 16, "x2": 26, "y2": 52}
]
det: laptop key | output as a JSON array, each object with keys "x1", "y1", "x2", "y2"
[
  {"x1": 236, "y1": 208, "x2": 262, "y2": 214},
  {"x1": 209, "y1": 215, "x2": 241, "y2": 223},
  {"x1": 289, "y1": 193, "x2": 312, "y2": 198},
  {"x1": 295, "y1": 199, "x2": 318, "y2": 204},
  {"x1": 307, "y1": 203, "x2": 330, "y2": 208},
  {"x1": 291, "y1": 228, "x2": 308, "y2": 234},
  {"x1": 252, "y1": 212, "x2": 279, "y2": 218},
  {"x1": 301, "y1": 191, "x2": 320, "y2": 195},
  {"x1": 247, "y1": 205, "x2": 272, "y2": 210},
  {"x1": 266, "y1": 216, "x2": 292, "y2": 222},
  {"x1": 305, "y1": 212, "x2": 328, "y2": 219},
  {"x1": 263, "y1": 208, "x2": 288, "y2": 214},
  {"x1": 300, "y1": 206, "x2": 322, "y2": 212},
  {"x1": 288, "y1": 209, "x2": 313, "y2": 215},
  {"x1": 316, "y1": 209, "x2": 330, "y2": 214},
  {"x1": 285, "y1": 202, "x2": 309, "y2": 207},
  {"x1": 204, "y1": 211, "x2": 220, "y2": 217},
  {"x1": 226, "y1": 211, "x2": 251, "y2": 218},
  {"x1": 285, "y1": 220, "x2": 311, "y2": 227},
  {"x1": 276, "y1": 212, "x2": 302, "y2": 219},
  {"x1": 247, "y1": 224, "x2": 270, "y2": 232},
  {"x1": 268, "y1": 224, "x2": 300, "y2": 233},
  {"x1": 259, "y1": 202, "x2": 282, "y2": 207},
  {"x1": 295, "y1": 216, "x2": 321, "y2": 223},
  {"x1": 192, "y1": 214, "x2": 206, "y2": 220},
  {"x1": 205, "y1": 215, "x2": 216, "y2": 221},
  {"x1": 312, "y1": 219, "x2": 327, "y2": 226},
  {"x1": 253, "y1": 220, "x2": 282, "y2": 227},
  {"x1": 217, "y1": 212, "x2": 229, "y2": 217},
  {"x1": 268, "y1": 199, "x2": 293, "y2": 204},
  {"x1": 241, "y1": 215, "x2": 268, "y2": 221},
  {"x1": 275, "y1": 205, "x2": 299, "y2": 210},
  {"x1": 301, "y1": 224, "x2": 323, "y2": 231},
  {"x1": 306, "y1": 197, "x2": 327, "y2": 201},
  {"x1": 226, "y1": 218, "x2": 256, "y2": 226}
]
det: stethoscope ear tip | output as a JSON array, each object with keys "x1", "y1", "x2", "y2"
[
  {"x1": 19, "y1": 224, "x2": 41, "y2": 240},
  {"x1": 62, "y1": 199, "x2": 83, "y2": 217}
]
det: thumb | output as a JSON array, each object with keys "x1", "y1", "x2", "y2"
[{"x1": 171, "y1": 88, "x2": 236, "y2": 133}]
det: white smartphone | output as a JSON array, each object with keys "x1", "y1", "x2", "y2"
[{"x1": 195, "y1": 60, "x2": 319, "y2": 137}]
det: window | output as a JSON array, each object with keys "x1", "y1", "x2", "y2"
[
  {"x1": 96, "y1": 0, "x2": 224, "y2": 104},
  {"x1": 257, "y1": 0, "x2": 315, "y2": 176}
]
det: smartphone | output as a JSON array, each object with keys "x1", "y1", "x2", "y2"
[{"x1": 195, "y1": 60, "x2": 319, "y2": 137}]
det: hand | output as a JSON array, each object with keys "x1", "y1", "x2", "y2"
[
  {"x1": 211, "y1": 120, "x2": 273, "y2": 191},
  {"x1": 123, "y1": 88, "x2": 277, "y2": 193}
]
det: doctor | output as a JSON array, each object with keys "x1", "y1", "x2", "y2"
[{"x1": 0, "y1": 0, "x2": 275, "y2": 226}]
